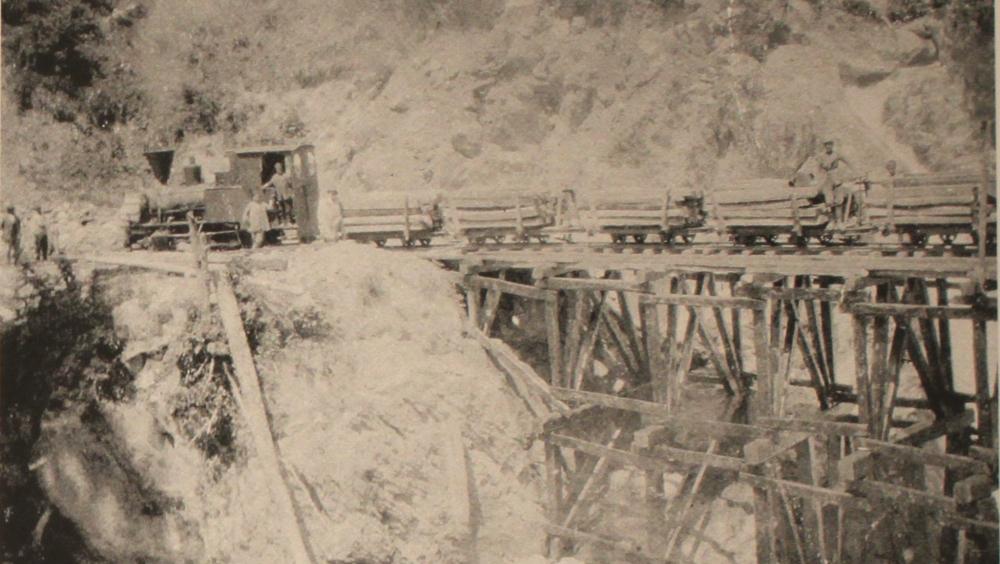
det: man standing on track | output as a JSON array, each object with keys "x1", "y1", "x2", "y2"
[{"x1": 261, "y1": 162, "x2": 294, "y2": 225}]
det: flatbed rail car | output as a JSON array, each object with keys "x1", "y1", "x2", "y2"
[
  {"x1": 572, "y1": 189, "x2": 705, "y2": 243},
  {"x1": 341, "y1": 193, "x2": 441, "y2": 247},
  {"x1": 707, "y1": 179, "x2": 834, "y2": 246},
  {"x1": 866, "y1": 171, "x2": 996, "y2": 248},
  {"x1": 442, "y1": 191, "x2": 555, "y2": 243},
  {"x1": 123, "y1": 144, "x2": 320, "y2": 250}
]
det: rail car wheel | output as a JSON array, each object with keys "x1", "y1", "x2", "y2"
[
  {"x1": 472, "y1": 237, "x2": 488, "y2": 245},
  {"x1": 736, "y1": 234, "x2": 758, "y2": 246},
  {"x1": 817, "y1": 233, "x2": 834, "y2": 246},
  {"x1": 491, "y1": 235, "x2": 506, "y2": 244},
  {"x1": 680, "y1": 234, "x2": 694, "y2": 245},
  {"x1": 419, "y1": 238, "x2": 432, "y2": 247},
  {"x1": 762, "y1": 234, "x2": 779, "y2": 246},
  {"x1": 374, "y1": 239, "x2": 387, "y2": 248},
  {"x1": 402, "y1": 239, "x2": 415, "y2": 248},
  {"x1": 792, "y1": 235, "x2": 809, "y2": 248},
  {"x1": 907, "y1": 233, "x2": 928, "y2": 248},
  {"x1": 940, "y1": 234, "x2": 956, "y2": 246},
  {"x1": 633, "y1": 234, "x2": 647, "y2": 244},
  {"x1": 612, "y1": 234, "x2": 627, "y2": 244}
]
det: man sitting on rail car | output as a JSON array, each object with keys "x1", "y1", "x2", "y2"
[
  {"x1": 816, "y1": 140, "x2": 858, "y2": 227},
  {"x1": 261, "y1": 162, "x2": 294, "y2": 225},
  {"x1": 242, "y1": 192, "x2": 272, "y2": 249}
]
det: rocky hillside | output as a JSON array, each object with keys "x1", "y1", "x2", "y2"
[{"x1": 1, "y1": 0, "x2": 994, "y2": 208}]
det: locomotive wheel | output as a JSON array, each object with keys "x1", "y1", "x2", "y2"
[
  {"x1": 940, "y1": 234, "x2": 956, "y2": 246},
  {"x1": 633, "y1": 234, "x2": 647, "y2": 244},
  {"x1": 419, "y1": 238, "x2": 432, "y2": 247}
]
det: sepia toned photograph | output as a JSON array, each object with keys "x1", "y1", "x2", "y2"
[{"x1": 0, "y1": 1, "x2": 996, "y2": 563}]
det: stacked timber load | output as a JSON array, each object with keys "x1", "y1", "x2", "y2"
[
  {"x1": 707, "y1": 179, "x2": 825, "y2": 229},
  {"x1": 443, "y1": 191, "x2": 553, "y2": 239},
  {"x1": 866, "y1": 172, "x2": 995, "y2": 229},
  {"x1": 577, "y1": 189, "x2": 698, "y2": 232},
  {"x1": 341, "y1": 192, "x2": 439, "y2": 241}
]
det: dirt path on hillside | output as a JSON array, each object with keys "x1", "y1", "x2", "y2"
[{"x1": 843, "y1": 71, "x2": 928, "y2": 175}]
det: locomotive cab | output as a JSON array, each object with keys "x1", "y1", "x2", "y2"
[{"x1": 212, "y1": 144, "x2": 320, "y2": 244}]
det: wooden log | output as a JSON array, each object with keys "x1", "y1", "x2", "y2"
[
  {"x1": 480, "y1": 288, "x2": 502, "y2": 335},
  {"x1": 544, "y1": 442, "x2": 565, "y2": 557},
  {"x1": 551, "y1": 387, "x2": 672, "y2": 418},
  {"x1": 954, "y1": 475, "x2": 997, "y2": 505},
  {"x1": 545, "y1": 277, "x2": 646, "y2": 293},
  {"x1": 844, "y1": 302, "x2": 996, "y2": 321},
  {"x1": 547, "y1": 433, "x2": 683, "y2": 473},
  {"x1": 342, "y1": 214, "x2": 433, "y2": 227},
  {"x1": 895, "y1": 410, "x2": 976, "y2": 446},
  {"x1": 214, "y1": 273, "x2": 314, "y2": 564},
  {"x1": 755, "y1": 418, "x2": 868, "y2": 437},
  {"x1": 752, "y1": 287, "x2": 773, "y2": 418},
  {"x1": 852, "y1": 480, "x2": 958, "y2": 513},
  {"x1": 543, "y1": 522, "x2": 641, "y2": 554},
  {"x1": 743, "y1": 433, "x2": 812, "y2": 466}
]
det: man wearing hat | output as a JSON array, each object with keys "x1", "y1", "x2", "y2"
[{"x1": 816, "y1": 140, "x2": 853, "y2": 226}]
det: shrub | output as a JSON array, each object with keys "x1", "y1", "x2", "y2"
[{"x1": 843, "y1": 0, "x2": 883, "y2": 20}]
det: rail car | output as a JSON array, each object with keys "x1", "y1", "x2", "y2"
[
  {"x1": 441, "y1": 191, "x2": 556, "y2": 243},
  {"x1": 121, "y1": 144, "x2": 320, "y2": 250},
  {"x1": 341, "y1": 192, "x2": 442, "y2": 247}
]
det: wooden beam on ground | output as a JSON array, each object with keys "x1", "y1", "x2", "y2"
[
  {"x1": 214, "y1": 272, "x2": 314, "y2": 564},
  {"x1": 743, "y1": 433, "x2": 812, "y2": 466},
  {"x1": 71, "y1": 254, "x2": 200, "y2": 277},
  {"x1": 755, "y1": 417, "x2": 868, "y2": 437},
  {"x1": 852, "y1": 480, "x2": 958, "y2": 513},
  {"x1": 895, "y1": 410, "x2": 976, "y2": 447}
]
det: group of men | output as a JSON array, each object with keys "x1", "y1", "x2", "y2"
[
  {"x1": 240, "y1": 162, "x2": 343, "y2": 248},
  {"x1": 2, "y1": 206, "x2": 54, "y2": 264}
]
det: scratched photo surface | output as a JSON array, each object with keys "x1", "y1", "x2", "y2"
[{"x1": 0, "y1": 1, "x2": 996, "y2": 563}]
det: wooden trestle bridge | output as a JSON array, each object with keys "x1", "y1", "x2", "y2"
[{"x1": 425, "y1": 245, "x2": 1000, "y2": 564}]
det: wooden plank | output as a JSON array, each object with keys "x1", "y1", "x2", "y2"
[
  {"x1": 214, "y1": 273, "x2": 315, "y2": 564},
  {"x1": 895, "y1": 410, "x2": 976, "y2": 446},
  {"x1": 739, "y1": 473, "x2": 867, "y2": 508},
  {"x1": 852, "y1": 480, "x2": 958, "y2": 513},
  {"x1": 743, "y1": 433, "x2": 812, "y2": 466},
  {"x1": 854, "y1": 438, "x2": 991, "y2": 474},
  {"x1": 469, "y1": 326, "x2": 571, "y2": 416},
  {"x1": 844, "y1": 302, "x2": 995, "y2": 320},
  {"x1": 544, "y1": 443, "x2": 564, "y2": 557},
  {"x1": 870, "y1": 285, "x2": 892, "y2": 439},
  {"x1": 752, "y1": 286, "x2": 773, "y2": 418},
  {"x1": 562, "y1": 291, "x2": 588, "y2": 380},
  {"x1": 972, "y1": 318, "x2": 993, "y2": 448},
  {"x1": 633, "y1": 419, "x2": 775, "y2": 449},
  {"x1": 551, "y1": 387, "x2": 671, "y2": 418},
  {"x1": 545, "y1": 296, "x2": 563, "y2": 387},
  {"x1": 544, "y1": 277, "x2": 646, "y2": 293},
  {"x1": 547, "y1": 433, "x2": 680, "y2": 473},
  {"x1": 640, "y1": 301, "x2": 666, "y2": 400},
  {"x1": 755, "y1": 418, "x2": 868, "y2": 437},
  {"x1": 543, "y1": 522, "x2": 641, "y2": 554},
  {"x1": 641, "y1": 293, "x2": 766, "y2": 310},
  {"x1": 480, "y1": 288, "x2": 502, "y2": 334},
  {"x1": 467, "y1": 274, "x2": 556, "y2": 302},
  {"x1": 853, "y1": 315, "x2": 872, "y2": 426}
]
